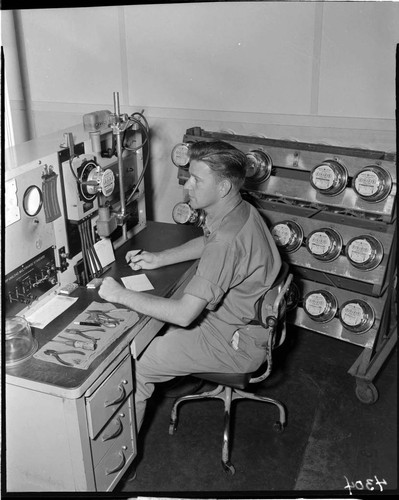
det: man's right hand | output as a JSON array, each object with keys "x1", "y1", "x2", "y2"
[{"x1": 126, "y1": 250, "x2": 160, "y2": 271}]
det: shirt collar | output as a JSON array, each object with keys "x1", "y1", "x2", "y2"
[{"x1": 204, "y1": 194, "x2": 243, "y2": 236}]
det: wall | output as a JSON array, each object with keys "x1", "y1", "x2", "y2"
[{"x1": 2, "y1": 2, "x2": 397, "y2": 222}]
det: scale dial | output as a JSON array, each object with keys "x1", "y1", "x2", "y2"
[
  {"x1": 303, "y1": 290, "x2": 338, "y2": 323},
  {"x1": 353, "y1": 165, "x2": 392, "y2": 202},
  {"x1": 245, "y1": 150, "x2": 272, "y2": 184},
  {"x1": 171, "y1": 143, "x2": 191, "y2": 167},
  {"x1": 271, "y1": 221, "x2": 303, "y2": 253},
  {"x1": 340, "y1": 300, "x2": 375, "y2": 334},
  {"x1": 310, "y1": 159, "x2": 348, "y2": 196},
  {"x1": 306, "y1": 228, "x2": 342, "y2": 262}
]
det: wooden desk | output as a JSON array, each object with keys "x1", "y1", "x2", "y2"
[{"x1": 5, "y1": 222, "x2": 202, "y2": 492}]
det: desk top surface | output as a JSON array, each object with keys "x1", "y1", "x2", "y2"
[{"x1": 5, "y1": 222, "x2": 202, "y2": 396}]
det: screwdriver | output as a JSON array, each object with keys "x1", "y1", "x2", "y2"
[{"x1": 54, "y1": 337, "x2": 97, "y2": 351}]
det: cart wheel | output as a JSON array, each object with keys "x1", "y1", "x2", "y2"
[
  {"x1": 355, "y1": 381, "x2": 379, "y2": 405},
  {"x1": 222, "y1": 460, "x2": 236, "y2": 475},
  {"x1": 273, "y1": 421, "x2": 285, "y2": 433}
]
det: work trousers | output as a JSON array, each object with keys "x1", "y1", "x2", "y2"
[{"x1": 134, "y1": 322, "x2": 269, "y2": 433}]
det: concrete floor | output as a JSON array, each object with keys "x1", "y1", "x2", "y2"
[{"x1": 116, "y1": 326, "x2": 397, "y2": 496}]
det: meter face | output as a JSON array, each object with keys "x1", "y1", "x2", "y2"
[
  {"x1": 346, "y1": 235, "x2": 383, "y2": 270},
  {"x1": 353, "y1": 166, "x2": 392, "y2": 202},
  {"x1": 245, "y1": 150, "x2": 272, "y2": 183},
  {"x1": 271, "y1": 221, "x2": 303, "y2": 252},
  {"x1": 23, "y1": 185, "x2": 43, "y2": 216},
  {"x1": 171, "y1": 143, "x2": 190, "y2": 167},
  {"x1": 172, "y1": 202, "x2": 193, "y2": 224},
  {"x1": 303, "y1": 290, "x2": 337, "y2": 322},
  {"x1": 306, "y1": 228, "x2": 342, "y2": 261},
  {"x1": 310, "y1": 159, "x2": 348, "y2": 195},
  {"x1": 340, "y1": 300, "x2": 375, "y2": 334}
]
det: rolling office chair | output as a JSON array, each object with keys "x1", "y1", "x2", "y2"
[{"x1": 168, "y1": 261, "x2": 293, "y2": 475}]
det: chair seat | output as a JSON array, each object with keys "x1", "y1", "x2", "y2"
[{"x1": 194, "y1": 371, "x2": 252, "y2": 390}]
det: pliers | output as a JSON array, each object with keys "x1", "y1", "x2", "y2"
[{"x1": 86, "y1": 310, "x2": 125, "y2": 328}]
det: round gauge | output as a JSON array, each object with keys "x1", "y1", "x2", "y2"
[
  {"x1": 271, "y1": 221, "x2": 303, "y2": 253},
  {"x1": 303, "y1": 290, "x2": 338, "y2": 323},
  {"x1": 171, "y1": 143, "x2": 191, "y2": 167},
  {"x1": 78, "y1": 160, "x2": 100, "y2": 202},
  {"x1": 87, "y1": 167, "x2": 115, "y2": 197},
  {"x1": 23, "y1": 185, "x2": 43, "y2": 216},
  {"x1": 245, "y1": 150, "x2": 272, "y2": 184},
  {"x1": 346, "y1": 235, "x2": 384, "y2": 271},
  {"x1": 172, "y1": 202, "x2": 205, "y2": 227},
  {"x1": 310, "y1": 159, "x2": 348, "y2": 196},
  {"x1": 306, "y1": 228, "x2": 343, "y2": 262},
  {"x1": 353, "y1": 165, "x2": 392, "y2": 202},
  {"x1": 339, "y1": 300, "x2": 375, "y2": 334}
]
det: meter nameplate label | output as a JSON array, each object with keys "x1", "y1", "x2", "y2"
[
  {"x1": 308, "y1": 232, "x2": 331, "y2": 255},
  {"x1": 305, "y1": 293, "x2": 327, "y2": 317},
  {"x1": 347, "y1": 239, "x2": 373, "y2": 264},
  {"x1": 341, "y1": 302, "x2": 364, "y2": 327},
  {"x1": 101, "y1": 169, "x2": 115, "y2": 197},
  {"x1": 272, "y1": 224, "x2": 291, "y2": 246},
  {"x1": 311, "y1": 165, "x2": 335, "y2": 190},
  {"x1": 355, "y1": 171, "x2": 379, "y2": 197}
]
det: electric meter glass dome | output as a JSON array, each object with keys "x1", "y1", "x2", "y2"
[
  {"x1": 339, "y1": 300, "x2": 375, "y2": 334},
  {"x1": 245, "y1": 150, "x2": 272, "y2": 183},
  {"x1": 171, "y1": 143, "x2": 190, "y2": 167},
  {"x1": 303, "y1": 290, "x2": 337, "y2": 323},
  {"x1": 346, "y1": 235, "x2": 383, "y2": 271},
  {"x1": 310, "y1": 159, "x2": 348, "y2": 196},
  {"x1": 271, "y1": 221, "x2": 303, "y2": 253},
  {"x1": 5, "y1": 316, "x2": 38, "y2": 366},
  {"x1": 306, "y1": 228, "x2": 342, "y2": 262},
  {"x1": 23, "y1": 185, "x2": 43, "y2": 216},
  {"x1": 353, "y1": 165, "x2": 392, "y2": 202}
]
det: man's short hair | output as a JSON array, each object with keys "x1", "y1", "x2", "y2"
[{"x1": 189, "y1": 141, "x2": 247, "y2": 190}]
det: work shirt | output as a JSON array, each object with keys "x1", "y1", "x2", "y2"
[{"x1": 184, "y1": 195, "x2": 282, "y2": 349}]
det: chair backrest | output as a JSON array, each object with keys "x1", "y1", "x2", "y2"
[{"x1": 250, "y1": 261, "x2": 293, "y2": 384}]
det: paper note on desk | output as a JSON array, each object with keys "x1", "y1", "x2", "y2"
[
  {"x1": 24, "y1": 294, "x2": 78, "y2": 329},
  {"x1": 121, "y1": 274, "x2": 154, "y2": 291}
]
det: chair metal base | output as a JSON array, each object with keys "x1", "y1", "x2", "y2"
[{"x1": 169, "y1": 384, "x2": 286, "y2": 475}]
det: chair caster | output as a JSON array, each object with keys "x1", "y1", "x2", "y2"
[
  {"x1": 273, "y1": 421, "x2": 285, "y2": 433},
  {"x1": 222, "y1": 460, "x2": 236, "y2": 475},
  {"x1": 169, "y1": 420, "x2": 177, "y2": 435}
]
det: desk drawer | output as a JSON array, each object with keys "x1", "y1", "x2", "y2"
[
  {"x1": 86, "y1": 355, "x2": 133, "y2": 439},
  {"x1": 90, "y1": 396, "x2": 135, "y2": 467}
]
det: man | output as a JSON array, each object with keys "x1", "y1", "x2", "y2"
[{"x1": 99, "y1": 140, "x2": 281, "y2": 439}]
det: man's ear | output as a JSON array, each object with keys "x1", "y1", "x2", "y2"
[{"x1": 219, "y1": 179, "x2": 232, "y2": 198}]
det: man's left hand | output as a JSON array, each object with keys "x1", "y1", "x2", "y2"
[{"x1": 98, "y1": 277, "x2": 125, "y2": 303}]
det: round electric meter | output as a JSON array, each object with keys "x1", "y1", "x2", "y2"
[
  {"x1": 245, "y1": 150, "x2": 272, "y2": 183},
  {"x1": 271, "y1": 221, "x2": 303, "y2": 253},
  {"x1": 171, "y1": 143, "x2": 191, "y2": 168},
  {"x1": 310, "y1": 159, "x2": 348, "y2": 196},
  {"x1": 353, "y1": 165, "x2": 392, "y2": 202},
  {"x1": 78, "y1": 160, "x2": 100, "y2": 202},
  {"x1": 303, "y1": 290, "x2": 338, "y2": 323},
  {"x1": 346, "y1": 235, "x2": 384, "y2": 271},
  {"x1": 339, "y1": 300, "x2": 375, "y2": 334},
  {"x1": 172, "y1": 202, "x2": 206, "y2": 227},
  {"x1": 86, "y1": 168, "x2": 115, "y2": 197},
  {"x1": 306, "y1": 228, "x2": 343, "y2": 261},
  {"x1": 23, "y1": 185, "x2": 43, "y2": 216}
]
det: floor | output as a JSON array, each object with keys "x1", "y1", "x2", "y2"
[{"x1": 116, "y1": 326, "x2": 397, "y2": 497}]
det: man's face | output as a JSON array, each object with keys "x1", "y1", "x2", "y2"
[{"x1": 184, "y1": 160, "x2": 221, "y2": 210}]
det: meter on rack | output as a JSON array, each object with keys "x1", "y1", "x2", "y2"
[
  {"x1": 171, "y1": 143, "x2": 191, "y2": 168},
  {"x1": 271, "y1": 220, "x2": 303, "y2": 253},
  {"x1": 303, "y1": 290, "x2": 338, "y2": 323},
  {"x1": 345, "y1": 235, "x2": 384, "y2": 271},
  {"x1": 172, "y1": 202, "x2": 206, "y2": 227},
  {"x1": 353, "y1": 165, "x2": 392, "y2": 202},
  {"x1": 306, "y1": 228, "x2": 342, "y2": 262},
  {"x1": 245, "y1": 150, "x2": 272, "y2": 184},
  {"x1": 310, "y1": 159, "x2": 348, "y2": 196},
  {"x1": 339, "y1": 299, "x2": 375, "y2": 334}
]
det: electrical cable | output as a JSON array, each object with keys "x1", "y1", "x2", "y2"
[{"x1": 78, "y1": 222, "x2": 89, "y2": 284}]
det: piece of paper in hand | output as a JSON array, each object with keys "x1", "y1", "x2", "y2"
[{"x1": 121, "y1": 274, "x2": 154, "y2": 291}]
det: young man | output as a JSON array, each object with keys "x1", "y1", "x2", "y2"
[{"x1": 99, "y1": 140, "x2": 281, "y2": 436}]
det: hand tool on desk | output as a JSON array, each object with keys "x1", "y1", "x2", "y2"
[
  {"x1": 55, "y1": 336, "x2": 97, "y2": 351},
  {"x1": 44, "y1": 349, "x2": 85, "y2": 366},
  {"x1": 65, "y1": 328, "x2": 103, "y2": 341},
  {"x1": 86, "y1": 310, "x2": 125, "y2": 327}
]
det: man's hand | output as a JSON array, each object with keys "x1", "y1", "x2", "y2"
[
  {"x1": 126, "y1": 250, "x2": 160, "y2": 271},
  {"x1": 98, "y1": 277, "x2": 125, "y2": 303}
]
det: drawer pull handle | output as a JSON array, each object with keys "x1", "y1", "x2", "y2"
[
  {"x1": 102, "y1": 415, "x2": 124, "y2": 442},
  {"x1": 105, "y1": 448, "x2": 126, "y2": 475},
  {"x1": 104, "y1": 381, "x2": 128, "y2": 407}
]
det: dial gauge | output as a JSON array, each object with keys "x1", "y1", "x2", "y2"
[
  {"x1": 23, "y1": 185, "x2": 43, "y2": 216},
  {"x1": 310, "y1": 159, "x2": 348, "y2": 196},
  {"x1": 171, "y1": 143, "x2": 191, "y2": 167},
  {"x1": 346, "y1": 235, "x2": 383, "y2": 270},
  {"x1": 303, "y1": 290, "x2": 338, "y2": 323},
  {"x1": 306, "y1": 228, "x2": 342, "y2": 262},
  {"x1": 245, "y1": 150, "x2": 272, "y2": 183},
  {"x1": 172, "y1": 202, "x2": 205, "y2": 226},
  {"x1": 271, "y1": 221, "x2": 303, "y2": 253},
  {"x1": 353, "y1": 165, "x2": 392, "y2": 202},
  {"x1": 339, "y1": 300, "x2": 375, "y2": 334}
]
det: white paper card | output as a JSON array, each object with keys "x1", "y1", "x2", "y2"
[
  {"x1": 24, "y1": 295, "x2": 78, "y2": 329},
  {"x1": 121, "y1": 274, "x2": 154, "y2": 291},
  {"x1": 94, "y1": 238, "x2": 115, "y2": 268}
]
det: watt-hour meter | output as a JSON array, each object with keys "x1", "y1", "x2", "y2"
[
  {"x1": 345, "y1": 235, "x2": 384, "y2": 271},
  {"x1": 306, "y1": 228, "x2": 342, "y2": 262},
  {"x1": 310, "y1": 159, "x2": 348, "y2": 196},
  {"x1": 353, "y1": 165, "x2": 392, "y2": 202},
  {"x1": 303, "y1": 290, "x2": 338, "y2": 323},
  {"x1": 271, "y1": 221, "x2": 303, "y2": 253},
  {"x1": 172, "y1": 202, "x2": 205, "y2": 227},
  {"x1": 245, "y1": 150, "x2": 272, "y2": 184},
  {"x1": 171, "y1": 143, "x2": 191, "y2": 168},
  {"x1": 339, "y1": 300, "x2": 375, "y2": 334}
]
